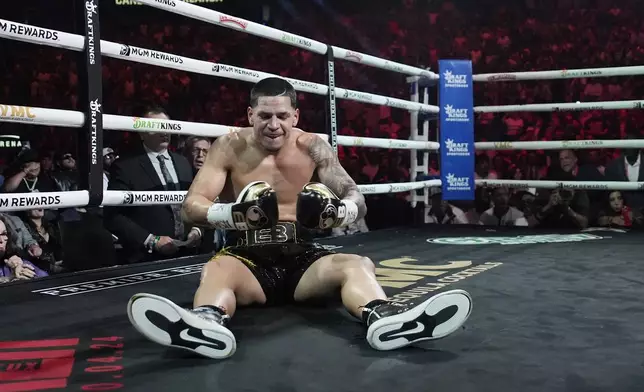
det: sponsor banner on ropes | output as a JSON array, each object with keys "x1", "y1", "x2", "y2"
[
  {"x1": 426, "y1": 233, "x2": 605, "y2": 245},
  {"x1": 439, "y1": 60, "x2": 474, "y2": 201}
]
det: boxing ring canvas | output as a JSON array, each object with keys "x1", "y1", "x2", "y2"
[{"x1": 1, "y1": 226, "x2": 641, "y2": 392}]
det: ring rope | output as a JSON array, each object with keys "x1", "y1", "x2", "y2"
[
  {"x1": 476, "y1": 139, "x2": 644, "y2": 150},
  {"x1": 475, "y1": 100, "x2": 644, "y2": 113},
  {"x1": 0, "y1": 104, "x2": 441, "y2": 151},
  {"x1": 10, "y1": 103, "x2": 642, "y2": 152},
  {"x1": 133, "y1": 0, "x2": 437, "y2": 79},
  {"x1": 477, "y1": 179, "x2": 643, "y2": 191},
  {"x1": 0, "y1": 18, "x2": 437, "y2": 114},
  {"x1": 1, "y1": 177, "x2": 640, "y2": 213},
  {"x1": 474, "y1": 65, "x2": 644, "y2": 82},
  {"x1": 0, "y1": 180, "x2": 444, "y2": 212}
]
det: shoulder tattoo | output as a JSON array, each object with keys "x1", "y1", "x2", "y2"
[{"x1": 308, "y1": 136, "x2": 336, "y2": 166}]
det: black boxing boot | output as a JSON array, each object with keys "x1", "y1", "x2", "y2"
[
  {"x1": 362, "y1": 289, "x2": 473, "y2": 351},
  {"x1": 127, "y1": 293, "x2": 236, "y2": 359}
]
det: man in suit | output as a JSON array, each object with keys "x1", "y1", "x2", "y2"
[
  {"x1": 604, "y1": 143, "x2": 644, "y2": 211},
  {"x1": 555, "y1": 149, "x2": 603, "y2": 182},
  {"x1": 105, "y1": 104, "x2": 203, "y2": 263},
  {"x1": 549, "y1": 149, "x2": 605, "y2": 218}
]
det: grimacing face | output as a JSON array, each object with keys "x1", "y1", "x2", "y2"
[{"x1": 248, "y1": 96, "x2": 299, "y2": 152}]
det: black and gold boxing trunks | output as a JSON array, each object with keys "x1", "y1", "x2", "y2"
[{"x1": 210, "y1": 222, "x2": 336, "y2": 305}]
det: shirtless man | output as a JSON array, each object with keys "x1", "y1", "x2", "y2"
[{"x1": 127, "y1": 77, "x2": 472, "y2": 359}]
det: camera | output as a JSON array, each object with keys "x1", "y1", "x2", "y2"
[{"x1": 559, "y1": 189, "x2": 574, "y2": 202}]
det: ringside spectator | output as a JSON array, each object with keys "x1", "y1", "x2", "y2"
[
  {"x1": 596, "y1": 190, "x2": 644, "y2": 229},
  {"x1": 0, "y1": 213, "x2": 42, "y2": 259},
  {"x1": 105, "y1": 104, "x2": 203, "y2": 264},
  {"x1": 183, "y1": 136, "x2": 211, "y2": 175},
  {"x1": 50, "y1": 151, "x2": 79, "y2": 192},
  {"x1": 604, "y1": 142, "x2": 644, "y2": 210},
  {"x1": 20, "y1": 209, "x2": 64, "y2": 274},
  {"x1": 479, "y1": 187, "x2": 528, "y2": 226},
  {"x1": 427, "y1": 189, "x2": 468, "y2": 225},
  {"x1": 1, "y1": 150, "x2": 58, "y2": 194},
  {"x1": 103, "y1": 147, "x2": 119, "y2": 190},
  {"x1": 0, "y1": 215, "x2": 48, "y2": 282},
  {"x1": 530, "y1": 172, "x2": 590, "y2": 229}
]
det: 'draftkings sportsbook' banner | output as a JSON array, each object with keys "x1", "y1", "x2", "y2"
[{"x1": 438, "y1": 60, "x2": 475, "y2": 200}]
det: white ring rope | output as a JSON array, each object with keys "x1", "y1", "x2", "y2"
[
  {"x1": 0, "y1": 181, "x2": 443, "y2": 212},
  {"x1": 1, "y1": 177, "x2": 640, "y2": 212},
  {"x1": 475, "y1": 139, "x2": 644, "y2": 151},
  {"x1": 132, "y1": 0, "x2": 437, "y2": 79},
  {"x1": 0, "y1": 19, "x2": 437, "y2": 114},
  {"x1": 473, "y1": 65, "x2": 644, "y2": 82},
  {"x1": 7, "y1": 103, "x2": 644, "y2": 152},
  {"x1": 475, "y1": 100, "x2": 644, "y2": 113},
  {"x1": 477, "y1": 179, "x2": 644, "y2": 191},
  {"x1": 0, "y1": 104, "x2": 441, "y2": 151}
]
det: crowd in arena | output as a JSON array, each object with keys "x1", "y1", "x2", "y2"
[{"x1": 1, "y1": 0, "x2": 644, "y2": 283}]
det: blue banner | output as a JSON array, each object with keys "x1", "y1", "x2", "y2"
[{"x1": 438, "y1": 60, "x2": 475, "y2": 200}]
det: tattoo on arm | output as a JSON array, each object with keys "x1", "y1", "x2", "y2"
[{"x1": 309, "y1": 137, "x2": 367, "y2": 219}]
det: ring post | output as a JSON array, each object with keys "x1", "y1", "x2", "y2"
[
  {"x1": 409, "y1": 72, "x2": 435, "y2": 222},
  {"x1": 76, "y1": 0, "x2": 104, "y2": 207},
  {"x1": 407, "y1": 77, "x2": 420, "y2": 209},
  {"x1": 325, "y1": 45, "x2": 338, "y2": 156}
]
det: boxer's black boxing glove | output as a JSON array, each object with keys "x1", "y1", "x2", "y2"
[
  {"x1": 297, "y1": 182, "x2": 359, "y2": 230},
  {"x1": 207, "y1": 181, "x2": 279, "y2": 231}
]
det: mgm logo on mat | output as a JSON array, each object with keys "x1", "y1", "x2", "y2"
[{"x1": 375, "y1": 257, "x2": 503, "y2": 304}]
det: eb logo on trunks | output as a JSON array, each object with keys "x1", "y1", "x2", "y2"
[{"x1": 238, "y1": 223, "x2": 296, "y2": 246}]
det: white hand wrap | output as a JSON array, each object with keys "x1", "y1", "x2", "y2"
[
  {"x1": 338, "y1": 199, "x2": 359, "y2": 227},
  {"x1": 206, "y1": 203, "x2": 235, "y2": 230}
]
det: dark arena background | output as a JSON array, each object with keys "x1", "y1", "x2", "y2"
[{"x1": 1, "y1": 0, "x2": 644, "y2": 391}]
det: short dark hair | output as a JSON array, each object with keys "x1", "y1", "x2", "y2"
[
  {"x1": 492, "y1": 186, "x2": 509, "y2": 196},
  {"x1": 250, "y1": 77, "x2": 297, "y2": 108},
  {"x1": 132, "y1": 103, "x2": 168, "y2": 118}
]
